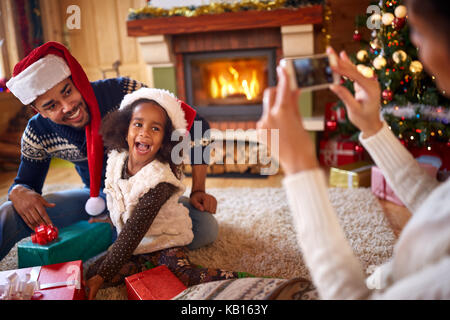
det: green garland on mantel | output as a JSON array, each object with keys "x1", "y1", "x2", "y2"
[{"x1": 128, "y1": 0, "x2": 325, "y2": 20}]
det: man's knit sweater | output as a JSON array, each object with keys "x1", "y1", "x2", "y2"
[{"x1": 8, "y1": 77, "x2": 209, "y2": 196}]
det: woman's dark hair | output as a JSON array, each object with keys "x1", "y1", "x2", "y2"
[
  {"x1": 100, "y1": 98, "x2": 183, "y2": 179},
  {"x1": 406, "y1": 0, "x2": 450, "y2": 46}
]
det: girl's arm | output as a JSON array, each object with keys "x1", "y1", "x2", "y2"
[{"x1": 96, "y1": 182, "x2": 178, "y2": 283}]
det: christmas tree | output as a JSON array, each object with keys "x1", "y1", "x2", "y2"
[{"x1": 331, "y1": 0, "x2": 449, "y2": 166}]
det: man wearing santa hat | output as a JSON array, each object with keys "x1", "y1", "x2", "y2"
[{"x1": 0, "y1": 42, "x2": 218, "y2": 261}]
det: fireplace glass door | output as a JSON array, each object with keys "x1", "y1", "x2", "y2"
[{"x1": 184, "y1": 49, "x2": 276, "y2": 121}]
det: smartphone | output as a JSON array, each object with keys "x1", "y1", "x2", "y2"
[{"x1": 280, "y1": 53, "x2": 339, "y2": 91}]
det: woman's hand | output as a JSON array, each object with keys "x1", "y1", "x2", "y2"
[
  {"x1": 257, "y1": 66, "x2": 319, "y2": 175},
  {"x1": 85, "y1": 274, "x2": 104, "y2": 300},
  {"x1": 327, "y1": 47, "x2": 384, "y2": 138}
]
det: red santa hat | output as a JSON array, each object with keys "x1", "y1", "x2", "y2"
[
  {"x1": 119, "y1": 87, "x2": 197, "y2": 133},
  {"x1": 6, "y1": 42, "x2": 106, "y2": 216}
]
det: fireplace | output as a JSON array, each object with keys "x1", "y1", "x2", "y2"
[
  {"x1": 184, "y1": 49, "x2": 277, "y2": 122},
  {"x1": 127, "y1": 6, "x2": 322, "y2": 175}
]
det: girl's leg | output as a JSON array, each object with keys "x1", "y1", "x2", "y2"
[
  {"x1": 178, "y1": 196, "x2": 219, "y2": 250},
  {"x1": 148, "y1": 247, "x2": 239, "y2": 287}
]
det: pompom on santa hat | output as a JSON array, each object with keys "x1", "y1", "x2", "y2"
[{"x1": 6, "y1": 42, "x2": 197, "y2": 216}]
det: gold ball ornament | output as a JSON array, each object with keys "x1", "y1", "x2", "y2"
[
  {"x1": 392, "y1": 50, "x2": 407, "y2": 64},
  {"x1": 409, "y1": 60, "x2": 423, "y2": 74},
  {"x1": 357, "y1": 64, "x2": 375, "y2": 78},
  {"x1": 382, "y1": 12, "x2": 395, "y2": 26},
  {"x1": 356, "y1": 50, "x2": 369, "y2": 62},
  {"x1": 373, "y1": 55, "x2": 387, "y2": 70},
  {"x1": 394, "y1": 5, "x2": 407, "y2": 18}
]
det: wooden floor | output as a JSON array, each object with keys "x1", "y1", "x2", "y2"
[{"x1": 0, "y1": 165, "x2": 411, "y2": 237}]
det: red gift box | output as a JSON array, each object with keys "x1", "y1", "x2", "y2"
[
  {"x1": 125, "y1": 265, "x2": 187, "y2": 300},
  {"x1": 0, "y1": 260, "x2": 85, "y2": 300},
  {"x1": 371, "y1": 163, "x2": 439, "y2": 206},
  {"x1": 319, "y1": 138, "x2": 364, "y2": 167}
]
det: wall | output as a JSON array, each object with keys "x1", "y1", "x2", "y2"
[{"x1": 40, "y1": 0, "x2": 150, "y2": 84}]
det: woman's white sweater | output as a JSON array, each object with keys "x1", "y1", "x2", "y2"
[{"x1": 282, "y1": 122, "x2": 450, "y2": 299}]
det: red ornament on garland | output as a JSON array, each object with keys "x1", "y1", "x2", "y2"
[
  {"x1": 326, "y1": 120, "x2": 338, "y2": 132},
  {"x1": 353, "y1": 30, "x2": 362, "y2": 42},
  {"x1": 382, "y1": 89, "x2": 394, "y2": 102}
]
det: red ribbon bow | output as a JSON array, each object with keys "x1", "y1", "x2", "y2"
[{"x1": 31, "y1": 225, "x2": 59, "y2": 245}]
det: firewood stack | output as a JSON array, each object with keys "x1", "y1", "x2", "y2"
[{"x1": 183, "y1": 139, "x2": 277, "y2": 176}]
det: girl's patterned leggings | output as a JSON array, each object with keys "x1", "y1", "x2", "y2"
[{"x1": 87, "y1": 246, "x2": 239, "y2": 288}]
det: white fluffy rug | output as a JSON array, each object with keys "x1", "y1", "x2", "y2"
[{"x1": 0, "y1": 186, "x2": 396, "y2": 300}]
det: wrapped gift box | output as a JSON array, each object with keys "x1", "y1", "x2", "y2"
[
  {"x1": 0, "y1": 260, "x2": 85, "y2": 300},
  {"x1": 371, "y1": 162, "x2": 439, "y2": 206},
  {"x1": 329, "y1": 161, "x2": 373, "y2": 188},
  {"x1": 319, "y1": 138, "x2": 365, "y2": 167},
  {"x1": 18, "y1": 221, "x2": 111, "y2": 268},
  {"x1": 125, "y1": 265, "x2": 187, "y2": 300}
]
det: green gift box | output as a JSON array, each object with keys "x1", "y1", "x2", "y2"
[{"x1": 18, "y1": 221, "x2": 112, "y2": 268}]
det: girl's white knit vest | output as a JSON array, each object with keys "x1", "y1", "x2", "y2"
[{"x1": 105, "y1": 150, "x2": 193, "y2": 255}]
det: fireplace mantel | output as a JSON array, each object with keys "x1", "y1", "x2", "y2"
[
  {"x1": 127, "y1": 5, "x2": 323, "y2": 37},
  {"x1": 127, "y1": 5, "x2": 324, "y2": 132}
]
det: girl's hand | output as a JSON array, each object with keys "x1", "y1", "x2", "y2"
[
  {"x1": 85, "y1": 274, "x2": 104, "y2": 300},
  {"x1": 327, "y1": 47, "x2": 384, "y2": 138},
  {"x1": 190, "y1": 191, "x2": 217, "y2": 214},
  {"x1": 257, "y1": 66, "x2": 319, "y2": 175}
]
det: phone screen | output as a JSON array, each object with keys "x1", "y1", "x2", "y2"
[{"x1": 293, "y1": 56, "x2": 334, "y2": 88}]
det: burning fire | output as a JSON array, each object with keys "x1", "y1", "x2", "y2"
[{"x1": 207, "y1": 61, "x2": 264, "y2": 101}]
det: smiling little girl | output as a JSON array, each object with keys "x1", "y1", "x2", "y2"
[{"x1": 85, "y1": 88, "x2": 239, "y2": 299}]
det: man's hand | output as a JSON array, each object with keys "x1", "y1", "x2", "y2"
[
  {"x1": 9, "y1": 185, "x2": 55, "y2": 230},
  {"x1": 190, "y1": 191, "x2": 217, "y2": 214}
]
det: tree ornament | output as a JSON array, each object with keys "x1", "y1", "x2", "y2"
[
  {"x1": 326, "y1": 120, "x2": 337, "y2": 131},
  {"x1": 393, "y1": 17, "x2": 406, "y2": 30},
  {"x1": 382, "y1": 12, "x2": 395, "y2": 26},
  {"x1": 373, "y1": 55, "x2": 387, "y2": 70},
  {"x1": 356, "y1": 50, "x2": 369, "y2": 62},
  {"x1": 382, "y1": 88, "x2": 393, "y2": 102},
  {"x1": 353, "y1": 30, "x2": 362, "y2": 42},
  {"x1": 370, "y1": 38, "x2": 382, "y2": 50},
  {"x1": 394, "y1": 5, "x2": 407, "y2": 18},
  {"x1": 410, "y1": 60, "x2": 423, "y2": 74},
  {"x1": 392, "y1": 50, "x2": 407, "y2": 64},
  {"x1": 357, "y1": 64, "x2": 374, "y2": 78}
]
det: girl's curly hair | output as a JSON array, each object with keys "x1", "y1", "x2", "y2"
[{"x1": 100, "y1": 98, "x2": 183, "y2": 179}]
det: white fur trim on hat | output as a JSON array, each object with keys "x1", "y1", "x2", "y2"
[
  {"x1": 119, "y1": 88, "x2": 188, "y2": 132},
  {"x1": 6, "y1": 54, "x2": 71, "y2": 105}
]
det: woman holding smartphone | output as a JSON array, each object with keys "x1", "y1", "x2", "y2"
[{"x1": 257, "y1": 0, "x2": 450, "y2": 299}]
